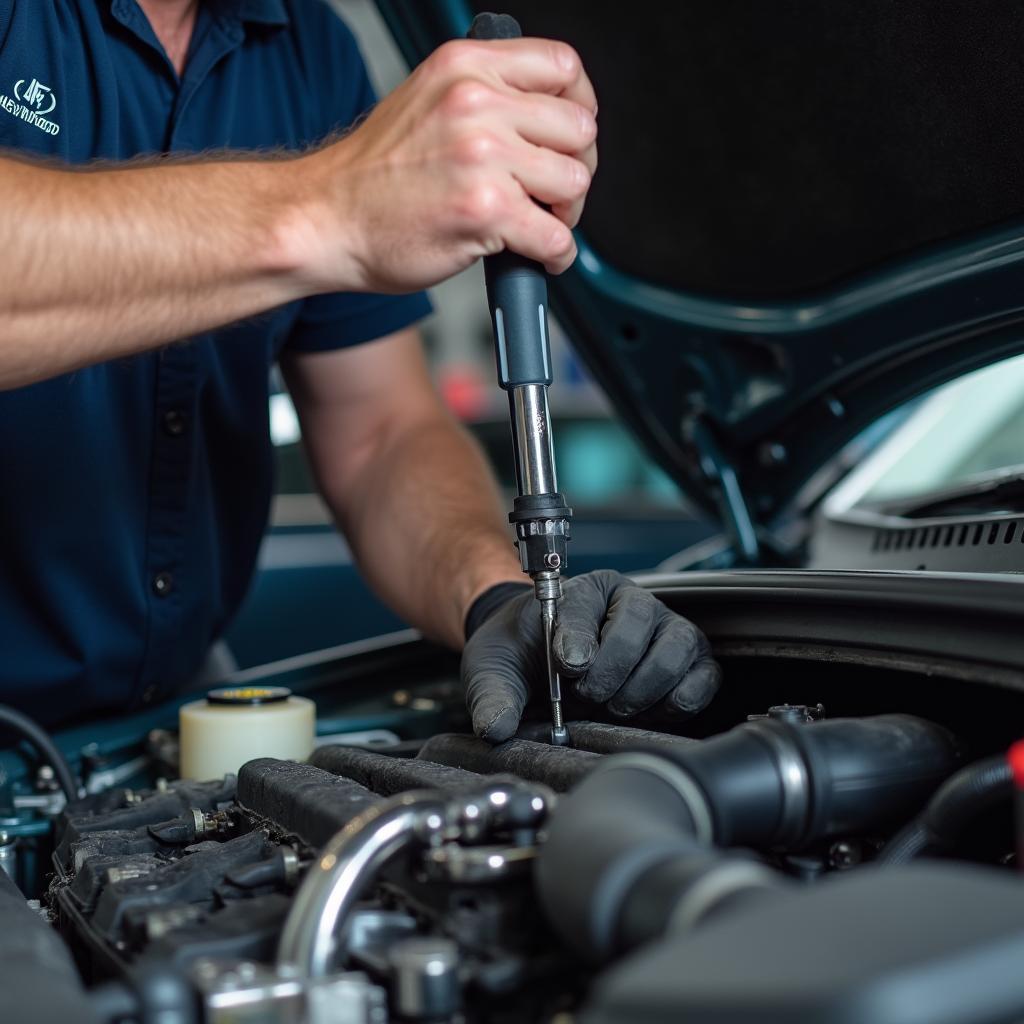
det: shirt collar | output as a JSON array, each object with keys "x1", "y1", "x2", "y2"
[
  {"x1": 233, "y1": 0, "x2": 289, "y2": 25},
  {"x1": 204, "y1": 0, "x2": 290, "y2": 26},
  {"x1": 110, "y1": 1, "x2": 290, "y2": 28}
]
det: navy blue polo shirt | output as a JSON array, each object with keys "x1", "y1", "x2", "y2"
[{"x1": 0, "y1": 0, "x2": 432, "y2": 726}]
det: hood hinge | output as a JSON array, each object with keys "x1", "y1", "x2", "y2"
[{"x1": 690, "y1": 419, "x2": 761, "y2": 565}]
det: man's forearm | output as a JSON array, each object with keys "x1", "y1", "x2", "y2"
[
  {"x1": 0, "y1": 153, "x2": 328, "y2": 389},
  {"x1": 333, "y1": 413, "x2": 523, "y2": 649},
  {"x1": 0, "y1": 34, "x2": 597, "y2": 390}
]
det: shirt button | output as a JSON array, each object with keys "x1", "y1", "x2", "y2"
[
  {"x1": 152, "y1": 572, "x2": 174, "y2": 597},
  {"x1": 162, "y1": 410, "x2": 186, "y2": 437}
]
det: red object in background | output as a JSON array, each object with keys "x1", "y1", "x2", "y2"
[
  {"x1": 1009, "y1": 741, "x2": 1024, "y2": 873},
  {"x1": 439, "y1": 364, "x2": 490, "y2": 422},
  {"x1": 1009, "y1": 741, "x2": 1024, "y2": 789}
]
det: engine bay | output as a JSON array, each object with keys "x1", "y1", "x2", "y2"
[{"x1": 4, "y1": 618, "x2": 1024, "y2": 1024}]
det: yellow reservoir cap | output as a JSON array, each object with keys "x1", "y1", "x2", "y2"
[{"x1": 179, "y1": 686, "x2": 316, "y2": 780}]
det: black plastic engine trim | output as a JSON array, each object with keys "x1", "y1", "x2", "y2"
[
  {"x1": 583, "y1": 864, "x2": 1024, "y2": 1024},
  {"x1": 642, "y1": 570, "x2": 1024, "y2": 691}
]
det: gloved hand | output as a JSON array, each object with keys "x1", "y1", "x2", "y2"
[{"x1": 462, "y1": 569, "x2": 721, "y2": 743}]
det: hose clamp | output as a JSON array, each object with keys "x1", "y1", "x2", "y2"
[
  {"x1": 590, "y1": 752, "x2": 714, "y2": 843},
  {"x1": 666, "y1": 860, "x2": 780, "y2": 935},
  {"x1": 746, "y1": 723, "x2": 810, "y2": 848}
]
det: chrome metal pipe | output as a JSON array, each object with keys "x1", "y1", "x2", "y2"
[
  {"x1": 277, "y1": 792, "x2": 447, "y2": 978},
  {"x1": 509, "y1": 384, "x2": 557, "y2": 496},
  {"x1": 277, "y1": 783, "x2": 552, "y2": 978}
]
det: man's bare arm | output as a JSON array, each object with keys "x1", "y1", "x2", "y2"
[
  {"x1": 282, "y1": 328, "x2": 522, "y2": 649},
  {"x1": 0, "y1": 36, "x2": 595, "y2": 390},
  {"x1": 0, "y1": 154, "x2": 321, "y2": 388}
]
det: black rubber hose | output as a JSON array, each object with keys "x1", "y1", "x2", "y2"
[
  {"x1": 516, "y1": 721, "x2": 700, "y2": 754},
  {"x1": 417, "y1": 734, "x2": 599, "y2": 792},
  {"x1": 312, "y1": 744, "x2": 483, "y2": 794},
  {"x1": 878, "y1": 754, "x2": 1013, "y2": 865},
  {"x1": 535, "y1": 753, "x2": 783, "y2": 962},
  {"x1": 877, "y1": 822, "x2": 929, "y2": 863},
  {"x1": 237, "y1": 758, "x2": 381, "y2": 848},
  {"x1": 658, "y1": 713, "x2": 961, "y2": 849},
  {"x1": 0, "y1": 704, "x2": 79, "y2": 801},
  {"x1": 536, "y1": 714, "x2": 961, "y2": 962}
]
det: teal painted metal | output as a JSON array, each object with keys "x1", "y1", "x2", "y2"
[
  {"x1": 0, "y1": 820, "x2": 51, "y2": 839},
  {"x1": 0, "y1": 632, "x2": 456, "y2": 790},
  {"x1": 556, "y1": 223, "x2": 1024, "y2": 524},
  {"x1": 572, "y1": 226, "x2": 1024, "y2": 335},
  {"x1": 374, "y1": 0, "x2": 472, "y2": 65}
]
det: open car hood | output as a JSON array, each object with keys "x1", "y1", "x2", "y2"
[{"x1": 376, "y1": 0, "x2": 1024, "y2": 553}]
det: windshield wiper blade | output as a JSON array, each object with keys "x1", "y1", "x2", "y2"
[{"x1": 888, "y1": 471, "x2": 1024, "y2": 519}]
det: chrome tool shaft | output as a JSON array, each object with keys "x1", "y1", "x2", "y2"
[{"x1": 537, "y1": 572, "x2": 569, "y2": 746}]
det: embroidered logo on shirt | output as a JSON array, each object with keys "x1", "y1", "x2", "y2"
[
  {"x1": 0, "y1": 78, "x2": 61, "y2": 136},
  {"x1": 16, "y1": 79, "x2": 56, "y2": 115}
]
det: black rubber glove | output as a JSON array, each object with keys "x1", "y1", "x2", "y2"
[{"x1": 462, "y1": 569, "x2": 721, "y2": 743}]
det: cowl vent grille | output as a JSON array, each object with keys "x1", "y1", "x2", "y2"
[
  {"x1": 812, "y1": 513, "x2": 1024, "y2": 571},
  {"x1": 872, "y1": 519, "x2": 1024, "y2": 553}
]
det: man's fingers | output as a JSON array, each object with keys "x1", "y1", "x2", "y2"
[
  {"x1": 550, "y1": 572, "x2": 611, "y2": 679},
  {"x1": 558, "y1": 138, "x2": 597, "y2": 226},
  {"x1": 491, "y1": 37, "x2": 599, "y2": 117},
  {"x1": 433, "y1": 38, "x2": 598, "y2": 118},
  {"x1": 501, "y1": 89, "x2": 597, "y2": 228},
  {"x1": 500, "y1": 194, "x2": 578, "y2": 273},
  {"x1": 604, "y1": 616, "x2": 704, "y2": 717},
  {"x1": 552, "y1": 56, "x2": 598, "y2": 121},
  {"x1": 434, "y1": 40, "x2": 598, "y2": 243},
  {"x1": 506, "y1": 92, "x2": 597, "y2": 154},
  {"x1": 472, "y1": 92, "x2": 596, "y2": 229},
  {"x1": 481, "y1": 40, "x2": 598, "y2": 216},
  {"x1": 573, "y1": 586, "x2": 659, "y2": 703},
  {"x1": 440, "y1": 38, "x2": 591, "y2": 101},
  {"x1": 465, "y1": 670, "x2": 528, "y2": 744},
  {"x1": 663, "y1": 654, "x2": 722, "y2": 718},
  {"x1": 510, "y1": 144, "x2": 591, "y2": 211}
]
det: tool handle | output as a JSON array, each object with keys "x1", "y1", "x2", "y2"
[
  {"x1": 467, "y1": 12, "x2": 522, "y2": 41},
  {"x1": 468, "y1": 13, "x2": 554, "y2": 390}
]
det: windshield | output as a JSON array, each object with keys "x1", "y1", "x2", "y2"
[{"x1": 827, "y1": 352, "x2": 1024, "y2": 513}]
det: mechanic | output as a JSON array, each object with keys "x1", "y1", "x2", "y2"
[{"x1": 0, "y1": 0, "x2": 721, "y2": 741}]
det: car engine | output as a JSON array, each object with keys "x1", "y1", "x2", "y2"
[{"x1": 3, "y1": 675, "x2": 1023, "y2": 1024}]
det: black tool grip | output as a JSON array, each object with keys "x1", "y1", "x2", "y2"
[
  {"x1": 467, "y1": 12, "x2": 522, "y2": 40},
  {"x1": 467, "y1": 13, "x2": 553, "y2": 390}
]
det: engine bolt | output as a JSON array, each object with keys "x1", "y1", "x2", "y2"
[{"x1": 829, "y1": 840, "x2": 862, "y2": 870}]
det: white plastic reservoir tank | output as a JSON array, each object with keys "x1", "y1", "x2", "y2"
[{"x1": 179, "y1": 686, "x2": 316, "y2": 780}]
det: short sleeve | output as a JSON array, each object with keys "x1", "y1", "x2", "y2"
[
  {"x1": 283, "y1": 3, "x2": 433, "y2": 353},
  {"x1": 285, "y1": 289, "x2": 433, "y2": 353}
]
